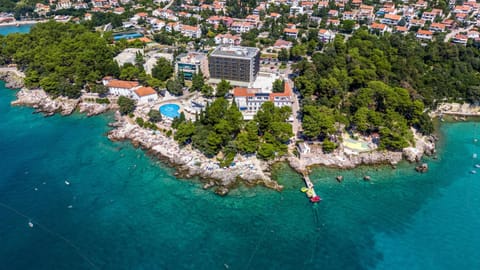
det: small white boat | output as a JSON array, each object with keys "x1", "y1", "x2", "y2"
[
  {"x1": 67, "y1": 205, "x2": 73, "y2": 209},
  {"x1": 474, "y1": 154, "x2": 478, "y2": 159},
  {"x1": 471, "y1": 170, "x2": 477, "y2": 174},
  {"x1": 28, "y1": 221, "x2": 34, "y2": 228},
  {"x1": 65, "y1": 180, "x2": 70, "y2": 185},
  {"x1": 475, "y1": 164, "x2": 480, "y2": 168}
]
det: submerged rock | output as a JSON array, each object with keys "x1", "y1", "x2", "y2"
[{"x1": 415, "y1": 163, "x2": 429, "y2": 173}]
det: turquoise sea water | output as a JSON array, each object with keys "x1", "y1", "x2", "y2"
[
  {"x1": 1, "y1": 82, "x2": 480, "y2": 270},
  {"x1": 1, "y1": 26, "x2": 480, "y2": 269}
]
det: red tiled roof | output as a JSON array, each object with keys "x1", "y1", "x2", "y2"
[
  {"x1": 134, "y1": 87, "x2": 157, "y2": 97},
  {"x1": 417, "y1": 29, "x2": 433, "y2": 35},
  {"x1": 107, "y1": 80, "x2": 139, "y2": 89},
  {"x1": 233, "y1": 87, "x2": 256, "y2": 97}
]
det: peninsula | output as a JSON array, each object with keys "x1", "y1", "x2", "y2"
[{"x1": 1, "y1": 0, "x2": 480, "y2": 194}]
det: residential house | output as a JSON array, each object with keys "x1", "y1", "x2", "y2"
[
  {"x1": 150, "y1": 19, "x2": 165, "y2": 31},
  {"x1": 429, "y1": 23, "x2": 446, "y2": 32},
  {"x1": 181, "y1": 25, "x2": 202, "y2": 38},
  {"x1": 230, "y1": 21, "x2": 255, "y2": 33},
  {"x1": 328, "y1": 10, "x2": 339, "y2": 18},
  {"x1": 318, "y1": 29, "x2": 336, "y2": 43},
  {"x1": 327, "y1": 19, "x2": 341, "y2": 27},
  {"x1": 370, "y1": 22, "x2": 388, "y2": 33},
  {"x1": 56, "y1": 0, "x2": 72, "y2": 10},
  {"x1": 35, "y1": 3, "x2": 51, "y2": 16},
  {"x1": 381, "y1": 14, "x2": 402, "y2": 25},
  {"x1": 416, "y1": 29, "x2": 433, "y2": 40},
  {"x1": 452, "y1": 34, "x2": 468, "y2": 45},
  {"x1": 421, "y1": 11, "x2": 436, "y2": 22},
  {"x1": 394, "y1": 26, "x2": 408, "y2": 34},
  {"x1": 166, "y1": 22, "x2": 181, "y2": 32},
  {"x1": 284, "y1": 27, "x2": 299, "y2": 39},
  {"x1": 245, "y1": 15, "x2": 261, "y2": 27},
  {"x1": 343, "y1": 11, "x2": 356, "y2": 21},
  {"x1": 113, "y1": 7, "x2": 125, "y2": 14},
  {"x1": 273, "y1": 39, "x2": 293, "y2": 50},
  {"x1": 214, "y1": 33, "x2": 242, "y2": 45},
  {"x1": 290, "y1": 5, "x2": 304, "y2": 16}
]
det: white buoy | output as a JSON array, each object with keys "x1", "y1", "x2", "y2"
[
  {"x1": 65, "y1": 180, "x2": 70, "y2": 185},
  {"x1": 28, "y1": 221, "x2": 34, "y2": 228},
  {"x1": 474, "y1": 153, "x2": 478, "y2": 159}
]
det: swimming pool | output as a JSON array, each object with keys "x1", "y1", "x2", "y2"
[
  {"x1": 113, "y1": 33, "x2": 143, "y2": 41},
  {"x1": 160, "y1": 104, "x2": 180, "y2": 119}
]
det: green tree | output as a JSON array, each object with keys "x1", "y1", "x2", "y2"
[
  {"x1": 191, "y1": 70, "x2": 205, "y2": 91},
  {"x1": 117, "y1": 96, "x2": 136, "y2": 115},
  {"x1": 148, "y1": 109, "x2": 162, "y2": 123},
  {"x1": 91, "y1": 84, "x2": 108, "y2": 96},
  {"x1": 151, "y1": 57, "x2": 173, "y2": 81},
  {"x1": 322, "y1": 139, "x2": 337, "y2": 153},
  {"x1": 272, "y1": 79, "x2": 284, "y2": 93},
  {"x1": 201, "y1": 84, "x2": 214, "y2": 97},
  {"x1": 166, "y1": 79, "x2": 183, "y2": 95},
  {"x1": 175, "y1": 121, "x2": 195, "y2": 145},
  {"x1": 278, "y1": 48, "x2": 289, "y2": 62},
  {"x1": 215, "y1": 79, "x2": 232, "y2": 97}
]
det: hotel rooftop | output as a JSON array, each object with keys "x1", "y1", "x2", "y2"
[{"x1": 210, "y1": 45, "x2": 259, "y2": 59}]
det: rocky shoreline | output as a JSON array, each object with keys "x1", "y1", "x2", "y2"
[
  {"x1": 107, "y1": 113, "x2": 283, "y2": 195},
  {"x1": 1, "y1": 69, "x2": 439, "y2": 195},
  {"x1": 288, "y1": 132, "x2": 436, "y2": 174}
]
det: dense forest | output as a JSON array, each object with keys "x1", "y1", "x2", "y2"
[
  {"x1": 174, "y1": 98, "x2": 292, "y2": 163},
  {"x1": 0, "y1": 21, "x2": 119, "y2": 97},
  {"x1": 294, "y1": 30, "x2": 480, "y2": 150}
]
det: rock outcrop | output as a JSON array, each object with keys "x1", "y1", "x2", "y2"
[
  {"x1": 11, "y1": 88, "x2": 79, "y2": 116},
  {"x1": 78, "y1": 101, "x2": 118, "y2": 116},
  {"x1": 107, "y1": 114, "x2": 283, "y2": 195},
  {"x1": 0, "y1": 70, "x2": 24, "y2": 89}
]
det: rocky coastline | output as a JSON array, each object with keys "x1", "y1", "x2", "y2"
[
  {"x1": 0, "y1": 69, "x2": 25, "y2": 89},
  {"x1": 2, "y1": 69, "x2": 439, "y2": 195},
  {"x1": 288, "y1": 132, "x2": 436, "y2": 175},
  {"x1": 107, "y1": 113, "x2": 283, "y2": 195}
]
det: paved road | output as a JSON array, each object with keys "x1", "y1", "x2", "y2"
[
  {"x1": 162, "y1": 0, "x2": 175, "y2": 10},
  {"x1": 444, "y1": 25, "x2": 474, "y2": 42}
]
